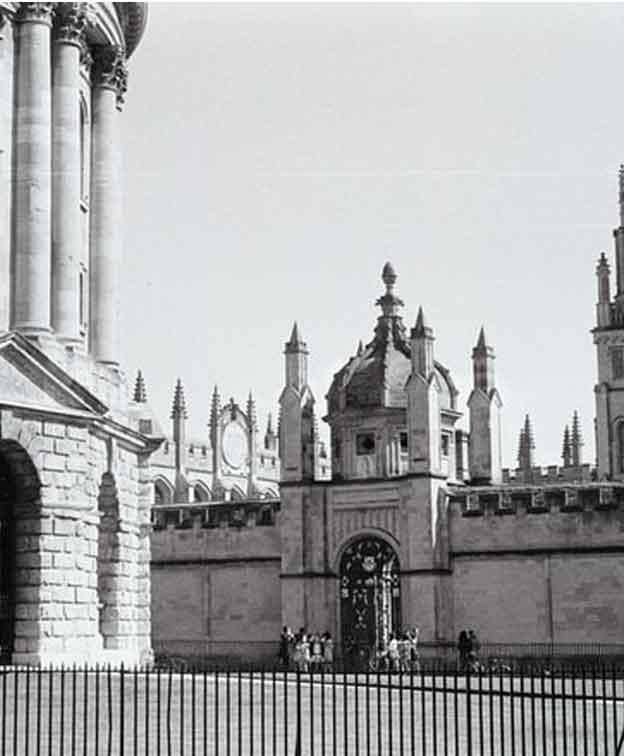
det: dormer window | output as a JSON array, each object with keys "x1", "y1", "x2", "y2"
[{"x1": 356, "y1": 433, "x2": 375, "y2": 455}]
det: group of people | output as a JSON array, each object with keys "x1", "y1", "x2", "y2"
[
  {"x1": 278, "y1": 627, "x2": 334, "y2": 672},
  {"x1": 457, "y1": 629, "x2": 481, "y2": 671},
  {"x1": 373, "y1": 628, "x2": 420, "y2": 672}
]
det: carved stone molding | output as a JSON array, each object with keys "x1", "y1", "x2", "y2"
[
  {"x1": 53, "y1": 2, "x2": 87, "y2": 47},
  {"x1": 91, "y1": 45, "x2": 128, "y2": 109},
  {"x1": 16, "y1": 2, "x2": 55, "y2": 26},
  {"x1": 79, "y1": 42, "x2": 93, "y2": 73}
]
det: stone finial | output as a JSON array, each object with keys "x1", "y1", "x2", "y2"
[
  {"x1": 356, "y1": 339, "x2": 364, "y2": 357},
  {"x1": 376, "y1": 262, "x2": 404, "y2": 317},
  {"x1": 170, "y1": 379, "x2": 187, "y2": 420},
  {"x1": 246, "y1": 391, "x2": 257, "y2": 431},
  {"x1": 571, "y1": 410, "x2": 583, "y2": 466},
  {"x1": 266, "y1": 412, "x2": 274, "y2": 436},
  {"x1": 133, "y1": 370, "x2": 147, "y2": 403},
  {"x1": 562, "y1": 425, "x2": 571, "y2": 467}
]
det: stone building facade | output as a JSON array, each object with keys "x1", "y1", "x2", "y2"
[
  {"x1": 152, "y1": 171, "x2": 624, "y2": 658},
  {"x1": 0, "y1": 2, "x2": 159, "y2": 666}
]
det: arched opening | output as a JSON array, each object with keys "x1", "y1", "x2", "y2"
[
  {"x1": 193, "y1": 482, "x2": 211, "y2": 502},
  {"x1": 0, "y1": 454, "x2": 16, "y2": 663},
  {"x1": 153, "y1": 477, "x2": 173, "y2": 507},
  {"x1": 339, "y1": 535, "x2": 400, "y2": 666},
  {"x1": 230, "y1": 485, "x2": 245, "y2": 502}
]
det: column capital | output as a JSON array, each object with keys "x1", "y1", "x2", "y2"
[
  {"x1": 53, "y1": 2, "x2": 87, "y2": 48},
  {"x1": 91, "y1": 45, "x2": 128, "y2": 109},
  {"x1": 15, "y1": 3, "x2": 55, "y2": 26}
]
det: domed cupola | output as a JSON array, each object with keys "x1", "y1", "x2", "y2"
[
  {"x1": 324, "y1": 264, "x2": 461, "y2": 482},
  {"x1": 326, "y1": 263, "x2": 457, "y2": 416}
]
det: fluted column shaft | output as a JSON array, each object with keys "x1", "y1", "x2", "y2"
[
  {"x1": 90, "y1": 48, "x2": 125, "y2": 365},
  {"x1": 51, "y1": 5, "x2": 86, "y2": 344},
  {"x1": 13, "y1": 4, "x2": 55, "y2": 335}
]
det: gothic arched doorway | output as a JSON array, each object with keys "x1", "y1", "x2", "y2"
[
  {"x1": 339, "y1": 536, "x2": 400, "y2": 664},
  {"x1": 0, "y1": 454, "x2": 16, "y2": 663}
]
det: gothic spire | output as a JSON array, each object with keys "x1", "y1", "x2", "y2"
[
  {"x1": 474, "y1": 326, "x2": 488, "y2": 354},
  {"x1": 133, "y1": 369, "x2": 147, "y2": 403},
  {"x1": 170, "y1": 379, "x2": 187, "y2": 419},
  {"x1": 412, "y1": 306, "x2": 428, "y2": 338},
  {"x1": 286, "y1": 321, "x2": 305, "y2": 352}
]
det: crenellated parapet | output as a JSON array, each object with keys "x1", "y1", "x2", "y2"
[
  {"x1": 448, "y1": 481, "x2": 621, "y2": 518},
  {"x1": 152, "y1": 497, "x2": 281, "y2": 532}
]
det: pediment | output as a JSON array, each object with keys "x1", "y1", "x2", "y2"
[{"x1": 0, "y1": 332, "x2": 108, "y2": 417}]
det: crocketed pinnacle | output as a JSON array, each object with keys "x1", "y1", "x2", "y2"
[
  {"x1": 562, "y1": 425, "x2": 571, "y2": 467},
  {"x1": 571, "y1": 410, "x2": 583, "y2": 466},
  {"x1": 170, "y1": 378, "x2": 187, "y2": 420},
  {"x1": 518, "y1": 414, "x2": 535, "y2": 470},
  {"x1": 246, "y1": 391, "x2": 257, "y2": 431},
  {"x1": 133, "y1": 369, "x2": 147, "y2": 403},
  {"x1": 285, "y1": 321, "x2": 307, "y2": 353},
  {"x1": 265, "y1": 413, "x2": 274, "y2": 436}
]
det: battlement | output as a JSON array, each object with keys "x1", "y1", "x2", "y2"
[
  {"x1": 501, "y1": 464, "x2": 595, "y2": 485},
  {"x1": 151, "y1": 497, "x2": 281, "y2": 532},
  {"x1": 448, "y1": 482, "x2": 624, "y2": 518}
]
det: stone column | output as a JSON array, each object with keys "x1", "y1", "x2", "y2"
[
  {"x1": 89, "y1": 46, "x2": 126, "y2": 365},
  {"x1": 13, "y1": 3, "x2": 55, "y2": 336},
  {"x1": 51, "y1": 4, "x2": 86, "y2": 345},
  {"x1": 0, "y1": 9, "x2": 15, "y2": 333}
]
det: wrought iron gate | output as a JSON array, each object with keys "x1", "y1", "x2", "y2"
[{"x1": 339, "y1": 536, "x2": 400, "y2": 666}]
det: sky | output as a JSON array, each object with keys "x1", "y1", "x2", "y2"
[{"x1": 119, "y1": 2, "x2": 624, "y2": 469}]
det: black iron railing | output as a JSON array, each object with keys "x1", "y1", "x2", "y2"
[{"x1": 0, "y1": 663, "x2": 623, "y2": 754}]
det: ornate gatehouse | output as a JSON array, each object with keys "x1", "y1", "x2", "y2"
[{"x1": 339, "y1": 536, "x2": 400, "y2": 659}]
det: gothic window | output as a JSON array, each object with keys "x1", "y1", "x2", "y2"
[
  {"x1": 399, "y1": 432, "x2": 408, "y2": 453},
  {"x1": 356, "y1": 433, "x2": 376, "y2": 456},
  {"x1": 612, "y1": 348, "x2": 624, "y2": 380},
  {"x1": 79, "y1": 265, "x2": 88, "y2": 334}
]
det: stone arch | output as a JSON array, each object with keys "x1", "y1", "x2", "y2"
[
  {"x1": 336, "y1": 531, "x2": 401, "y2": 665},
  {"x1": 230, "y1": 484, "x2": 245, "y2": 501},
  {"x1": 153, "y1": 476, "x2": 173, "y2": 506},
  {"x1": 192, "y1": 481, "x2": 211, "y2": 502},
  {"x1": 97, "y1": 472, "x2": 121, "y2": 649},
  {"x1": 0, "y1": 439, "x2": 41, "y2": 664}
]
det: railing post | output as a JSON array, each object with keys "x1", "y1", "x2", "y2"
[
  {"x1": 466, "y1": 667, "x2": 473, "y2": 756},
  {"x1": 294, "y1": 669, "x2": 301, "y2": 756}
]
